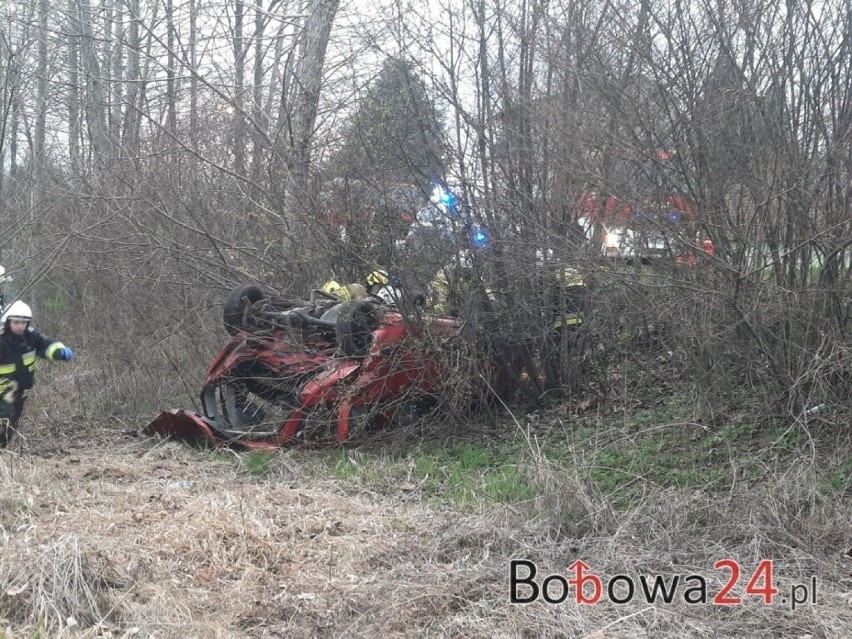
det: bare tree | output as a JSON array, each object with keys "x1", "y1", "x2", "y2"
[
  {"x1": 250, "y1": 0, "x2": 267, "y2": 183},
  {"x1": 110, "y1": 0, "x2": 124, "y2": 144},
  {"x1": 123, "y1": 0, "x2": 141, "y2": 155},
  {"x1": 33, "y1": 0, "x2": 48, "y2": 204},
  {"x1": 232, "y1": 0, "x2": 246, "y2": 175},
  {"x1": 188, "y1": 0, "x2": 198, "y2": 144},
  {"x1": 280, "y1": 0, "x2": 340, "y2": 228},
  {"x1": 79, "y1": 0, "x2": 108, "y2": 159},
  {"x1": 165, "y1": 0, "x2": 177, "y2": 137}
]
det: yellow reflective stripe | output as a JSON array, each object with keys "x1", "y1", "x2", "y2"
[
  {"x1": 22, "y1": 351, "x2": 36, "y2": 371},
  {"x1": 0, "y1": 364, "x2": 14, "y2": 375},
  {"x1": 553, "y1": 316, "x2": 583, "y2": 329},
  {"x1": 45, "y1": 343, "x2": 66, "y2": 359}
]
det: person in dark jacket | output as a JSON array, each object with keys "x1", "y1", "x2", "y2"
[{"x1": 0, "y1": 300, "x2": 73, "y2": 448}]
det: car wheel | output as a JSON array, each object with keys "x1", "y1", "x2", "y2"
[
  {"x1": 336, "y1": 300, "x2": 379, "y2": 357},
  {"x1": 223, "y1": 284, "x2": 265, "y2": 336}
]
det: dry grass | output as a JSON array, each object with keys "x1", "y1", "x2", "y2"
[
  {"x1": 0, "y1": 362, "x2": 848, "y2": 637},
  {"x1": 0, "y1": 532, "x2": 116, "y2": 629}
]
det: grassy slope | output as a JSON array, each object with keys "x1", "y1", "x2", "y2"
[{"x1": 0, "y1": 361, "x2": 850, "y2": 638}]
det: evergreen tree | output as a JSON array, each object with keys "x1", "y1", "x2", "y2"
[
  {"x1": 322, "y1": 57, "x2": 447, "y2": 266},
  {"x1": 333, "y1": 57, "x2": 446, "y2": 193}
]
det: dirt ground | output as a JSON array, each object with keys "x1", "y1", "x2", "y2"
[{"x1": 0, "y1": 371, "x2": 850, "y2": 638}]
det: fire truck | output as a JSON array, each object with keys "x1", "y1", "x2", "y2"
[{"x1": 574, "y1": 191, "x2": 712, "y2": 263}]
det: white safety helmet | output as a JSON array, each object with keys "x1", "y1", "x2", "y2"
[
  {"x1": 375, "y1": 285, "x2": 400, "y2": 307},
  {"x1": 1, "y1": 300, "x2": 32, "y2": 324}
]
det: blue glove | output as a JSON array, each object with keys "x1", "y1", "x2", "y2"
[{"x1": 55, "y1": 347, "x2": 74, "y2": 361}]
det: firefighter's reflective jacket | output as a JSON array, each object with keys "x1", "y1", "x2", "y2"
[
  {"x1": 429, "y1": 267, "x2": 497, "y2": 316},
  {"x1": 0, "y1": 328, "x2": 67, "y2": 400},
  {"x1": 551, "y1": 268, "x2": 588, "y2": 330}
]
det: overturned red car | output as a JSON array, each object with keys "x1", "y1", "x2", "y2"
[{"x1": 146, "y1": 284, "x2": 500, "y2": 448}]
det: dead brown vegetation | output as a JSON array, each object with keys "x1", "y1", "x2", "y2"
[{"x1": 0, "y1": 365, "x2": 848, "y2": 638}]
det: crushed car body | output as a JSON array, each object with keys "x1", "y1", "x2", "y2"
[{"x1": 145, "y1": 284, "x2": 500, "y2": 448}]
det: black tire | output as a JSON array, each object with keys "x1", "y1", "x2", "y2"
[
  {"x1": 223, "y1": 284, "x2": 265, "y2": 336},
  {"x1": 336, "y1": 301, "x2": 380, "y2": 357}
]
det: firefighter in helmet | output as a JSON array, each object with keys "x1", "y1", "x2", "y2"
[
  {"x1": 428, "y1": 252, "x2": 495, "y2": 317},
  {"x1": 541, "y1": 266, "x2": 589, "y2": 389},
  {"x1": 0, "y1": 301, "x2": 74, "y2": 448},
  {"x1": 429, "y1": 267, "x2": 452, "y2": 314},
  {"x1": 321, "y1": 280, "x2": 367, "y2": 303},
  {"x1": 365, "y1": 270, "x2": 403, "y2": 307},
  {"x1": 552, "y1": 267, "x2": 587, "y2": 329},
  {"x1": 365, "y1": 269, "x2": 390, "y2": 294}
]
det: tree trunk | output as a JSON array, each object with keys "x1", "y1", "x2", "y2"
[
  {"x1": 34, "y1": 0, "x2": 49, "y2": 203},
  {"x1": 251, "y1": 0, "x2": 267, "y2": 183},
  {"x1": 80, "y1": 0, "x2": 108, "y2": 160},
  {"x1": 123, "y1": 0, "x2": 141, "y2": 157},
  {"x1": 189, "y1": 0, "x2": 198, "y2": 145},
  {"x1": 9, "y1": 63, "x2": 19, "y2": 178},
  {"x1": 67, "y1": 0, "x2": 81, "y2": 171},
  {"x1": 166, "y1": 0, "x2": 177, "y2": 137},
  {"x1": 233, "y1": 0, "x2": 246, "y2": 175},
  {"x1": 283, "y1": 0, "x2": 340, "y2": 226},
  {"x1": 111, "y1": 0, "x2": 124, "y2": 146},
  {"x1": 0, "y1": 58, "x2": 7, "y2": 201}
]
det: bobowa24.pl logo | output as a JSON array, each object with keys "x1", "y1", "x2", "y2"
[{"x1": 510, "y1": 559, "x2": 817, "y2": 611}]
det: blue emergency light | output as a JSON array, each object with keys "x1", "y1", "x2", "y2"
[
  {"x1": 436, "y1": 187, "x2": 459, "y2": 216},
  {"x1": 471, "y1": 224, "x2": 490, "y2": 247}
]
